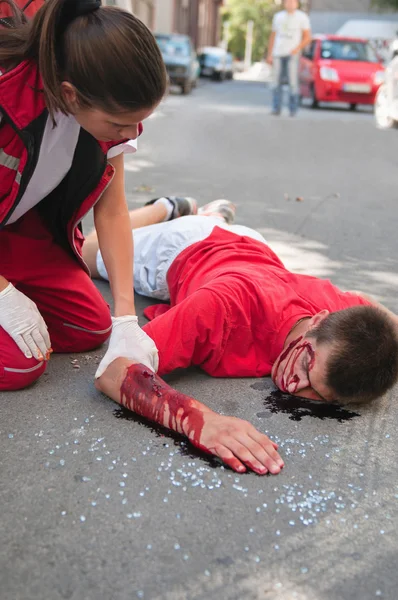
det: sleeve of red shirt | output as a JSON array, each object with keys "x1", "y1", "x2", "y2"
[{"x1": 143, "y1": 288, "x2": 230, "y2": 376}]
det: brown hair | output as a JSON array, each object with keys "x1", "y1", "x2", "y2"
[
  {"x1": 0, "y1": 0, "x2": 167, "y2": 119},
  {"x1": 310, "y1": 306, "x2": 398, "y2": 405}
]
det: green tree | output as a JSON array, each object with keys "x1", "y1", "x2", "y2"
[
  {"x1": 222, "y1": 0, "x2": 277, "y2": 62},
  {"x1": 371, "y1": 0, "x2": 398, "y2": 8}
]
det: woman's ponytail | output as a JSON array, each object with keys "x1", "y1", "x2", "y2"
[{"x1": 32, "y1": 0, "x2": 100, "y2": 117}]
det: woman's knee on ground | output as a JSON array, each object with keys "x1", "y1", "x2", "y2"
[
  {"x1": 47, "y1": 310, "x2": 112, "y2": 353},
  {"x1": 0, "y1": 347, "x2": 47, "y2": 391}
]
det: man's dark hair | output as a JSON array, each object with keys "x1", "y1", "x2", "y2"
[{"x1": 309, "y1": 306, "x2": 398, "y2": 404}]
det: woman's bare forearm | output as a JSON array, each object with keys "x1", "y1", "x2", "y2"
[{"x1": 95, "y1": 208, "x2": 136, "y2": 315}]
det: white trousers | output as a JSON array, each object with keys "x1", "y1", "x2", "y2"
[{"x1": 96, "y1": 216, "x2": 267, "y2": 301}]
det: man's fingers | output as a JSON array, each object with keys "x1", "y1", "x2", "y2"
[
  {"x1": 212, "y1": 444, "x2": 246, "y2": 474},
  {"x1": 249, "y1": 431, "x2": 284, "y2": 471},
  {"x1": 243, "y1": 435, "x2": 282, "y2": 475},
  {"x1": 225, "y1": 439, "x2": 270, "y2": 475}
]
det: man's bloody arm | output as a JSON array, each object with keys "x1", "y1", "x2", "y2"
[
  {"x1": 96, "y1": 358, "x2": 284, "y2": 475},
  {"x1": 120, "y1": 363, "x2": 211, "y2": 447}
]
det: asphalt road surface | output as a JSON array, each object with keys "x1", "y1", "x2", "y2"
[{"x1": 2, "y1": 79, "x2": 398, "y2": 600}]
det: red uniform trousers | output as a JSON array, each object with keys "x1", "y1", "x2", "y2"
[{"x1": 0, "y1": 209, "x2": 112, "y2": 390}]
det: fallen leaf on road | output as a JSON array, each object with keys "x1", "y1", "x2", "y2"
[
  {"x1": 135, "y1": 184, "x2": 154, "y2": 193},
  {"x1": 296, "y1": 196, "x2": 304, "y2": 202}
]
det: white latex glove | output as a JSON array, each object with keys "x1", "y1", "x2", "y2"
[
  {"x1": 0, "y1": 283, "x2": 51, "y2": 360},
  {"x1": 95, "y1": 315, "x2": 159, "y2": 379}
]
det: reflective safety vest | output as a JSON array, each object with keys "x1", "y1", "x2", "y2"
[{"x1": 0, "y1": 60, "x2": 126, "y2": 270}]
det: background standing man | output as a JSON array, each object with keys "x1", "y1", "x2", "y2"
[{"x1": 266, "y1": 0, "x2": 311, "y2": 116}]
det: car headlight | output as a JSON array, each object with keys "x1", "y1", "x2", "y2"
[
  {"x1": 374, "y1": 70, "x2": 385, "y2": 86},
  {"x1": 320, "y1": 66, "x2": 339, "y2": 82}
]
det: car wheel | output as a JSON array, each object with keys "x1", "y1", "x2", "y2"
[
  {"x1": 309, "y1": 84, "x2": 319, "y2": 109},
  {"x1": 375, "y1": 84, "x2": 397, "y2": 129},
  {"x1": 350, "y1": 103, "x2": 357, "y2": 111},
  {"x1": 182, "y1": 81, "x2": 192, "y2": 95}
]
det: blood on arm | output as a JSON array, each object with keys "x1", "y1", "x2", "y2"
[
  {"x1": 96, "y1": 359, "x2": 284, "y2": 475},
  {"x1": 120, "y1": 363, "x2": 209, "y2": 451}
]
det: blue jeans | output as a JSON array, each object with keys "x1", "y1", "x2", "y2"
[{"x1": 272, "y1": 55, "x2": 300, "y2": 114}]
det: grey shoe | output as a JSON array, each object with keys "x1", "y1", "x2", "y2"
[
  {"x1": 197, "y1": 199, "x2": 236, "y2": 225},
  {"x1": 145, "y1": 196, "x2": 198, "y2": 220}
]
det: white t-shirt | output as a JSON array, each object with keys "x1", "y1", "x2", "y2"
[
  {"x1": 272, "y1": 10, "x2": 311, "y2": 57},
  {"x1": 5, "y1": 112, "x2": 137, "y2": 225}
]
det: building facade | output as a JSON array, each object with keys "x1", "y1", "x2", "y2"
[
  {"x1": 308, "y1": 0, "x2": 398, "y2": 34},
  {"x1": 105, "y1": 0, "x2": 155, "y2": 29},
  {"x1": 310, "y1": 0, "x2": 373, "y2": 9},
  {"x1": 154, "y1": 0, "x2": 223, "y2": 48},
  {"x1": 154, "y1": 0, "x2": 174, "y2": 33}
]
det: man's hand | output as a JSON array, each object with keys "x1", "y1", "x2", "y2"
[
  {"x1": 266, "y1": 55, "x2": 273, "y2": 65},
  {"x1": 290, "y1": 47, "x2": 300, "y2": 56},
  {"x1": 194, "y1": 412, "x2": 284, "y2": 475},
  {"x1": 96, "y1": 359, "x2": 284, "y2": 476}
]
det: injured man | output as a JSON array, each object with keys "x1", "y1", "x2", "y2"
[{"x1": 83, "y1": 198, "x2": 398, "y2": 475}]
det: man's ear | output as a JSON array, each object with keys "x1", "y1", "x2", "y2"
[{"x1": 307, "y1": 309, "x2": 330, "y2": 331}]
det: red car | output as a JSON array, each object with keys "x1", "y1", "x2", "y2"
[{"x1": 299, "y1": 35, "x2": 385, "y2": 110}]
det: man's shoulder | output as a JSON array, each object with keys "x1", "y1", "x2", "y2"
[
  {"x1": 274, "y1": 10, "x2": 287, "y2": 20},
  {"x1": 295, "y1": 10, "x2": 310, "y2": 24}
]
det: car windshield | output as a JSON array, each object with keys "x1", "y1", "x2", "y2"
[
  {"x1": 155, "y1": 36, "x2": 190, "y2": 58},
  {"x1": 320, "y1": 40, "x2": 379, "y2": 63}
]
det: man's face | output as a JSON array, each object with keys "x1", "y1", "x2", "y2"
[
  {"x1": 284, "y1": 0, "x2": 299, "y2": 12},
  {"x1": 271, "y1": 333, "x2": 336, "y2": 403}
]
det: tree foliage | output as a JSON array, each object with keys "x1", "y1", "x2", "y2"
[
  {"x1": 222, "y1": 0, "x2": 277, "y2": 62},
  {"x1": 371, "y1": 0, "x2": 398, "y2": 8}
]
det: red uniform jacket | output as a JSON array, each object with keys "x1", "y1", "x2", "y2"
[
  {"x1": 0, "y1": 0, "x2": 45, "y2": 23},
  {"x1": 0, "y1": 60, "x2": 130, "y2": 270}
]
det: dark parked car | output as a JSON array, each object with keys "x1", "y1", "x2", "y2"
[
  {"x1": 198, "y1": 47, "x2": 230, "y2": 81},
  {"x1": 155, "y1": 33, "x2": 199, "y2": 95}
]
